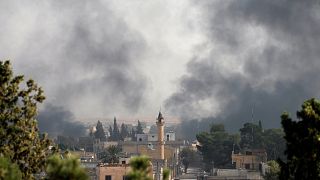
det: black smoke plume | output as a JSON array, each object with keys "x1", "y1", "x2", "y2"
[
  {"x1": 37, "y1": 104, "x2": 86, "y2": 137},
  {"x1": 166, "y1": 0, "x2": 320, "y2": 131}
]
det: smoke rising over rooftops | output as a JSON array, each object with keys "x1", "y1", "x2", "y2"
[
  {"x1": 165, "y1": 0, "x2": 320, "y2": 130},
  {"x1": 37, "y1": 104, "x2": 86, "y2": 137},
  {"x1": 1, "y1": 0, "x2": 320, "y2": 133}
]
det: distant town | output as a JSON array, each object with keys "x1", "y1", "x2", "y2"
[
  {"x1": 54, "y1": 110, "x2": 284, "y2": 180},
  {"x1": 1, "y1": 0, "x2": 320, "y2": 179}
]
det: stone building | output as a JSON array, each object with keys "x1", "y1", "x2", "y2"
[
  {"x1": 96, "y1": 164, "x2": 131, "y2": 180},
  {"x1": 119, "y1": 112, "x2": 184, "y2": 179},
  {"x1": 231, "y1": 149, "x2": 267, "y2": 170}
]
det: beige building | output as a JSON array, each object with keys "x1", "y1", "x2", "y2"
[
  {"x1": 232, "y1": 149, "x2": 267, "y2": 170},
  {"x1": 208, "y1": 169, "x2": 263, "y2": 180},
  {"x1": 120, "y1": 112, "x2": 183, "y2": 161},
  {"x1": 120, "y1": 141, "x2": 179, "y2": 160},
  {"x1": 96, "y1": 164, "x2": 131, "y2": 180},
  {"x1": 96, "y1": 160, "x2": 153, "y2": 180},
  {"x1": 120, "y1": 112, "x2": 183, "y2": 179},
  {"x1": 71, "y1": 150, "x2": 96, "y2": 162}
]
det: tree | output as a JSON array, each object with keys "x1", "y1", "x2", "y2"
[
  {"x1": 180, "y1": 148, "x2": 196, "y2": 173},
  {"x1": 239, "y1": 122, "x2": 286, "y2": 161},
  {"x1": 163, "y1": 168, "x2": 170, "y2": 180},
  {"x1": 120, "y1": 123, "x2": 129, "y2": 140},
  {"x1": 239, "y1": 122, "x2": 264, "y2": 150},
  {"x1": 127, "y1": 156, "x2": 152, "y2": 180},
  {"x1": 109, "y1": 117, "x2": 121, "y2": 141},
  {"x1": 94, "y1": 120, "x2": 107, "y2": 142},
  {"x1": 279, "y1": 98, "x2": 320, "y2": 179},
  {"x1": 264, "y1": 160, "x2": 280, "y2": 180},
  {"x1": 258, "y1": 120, "x2": 263, "y2": 130},
  {"x1": 196, "y1": 124, "x2": 235, "y2": 170},
  {"x1": 0, "y1": 61, "x2": 51, "y2": 179},
  {"x1": 46, "y1": 154, "x2": 88, "y2": 180},
  {"x1": 136, "y1": 120, "x2": 144, "y2": 134},
  {"x1": 263, "y1": 128, "x2": 286, "y2": 161},
  {"x1": 108, "y1": 126, "x2": 113, "y2": 139},
  {"x1": 101, "y1": 145, "x2": 122, "y2": 163},
  {"x1": 0, "y1": 156, "x2": 22, "y2": 180},
  {"x1": 130, "y1": 128, "x2": 137, "y2": 141}
]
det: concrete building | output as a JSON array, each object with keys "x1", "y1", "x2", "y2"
[
  {"x1": 232, "y1": 149, "x2": 267, "y2": 170},
  {"x1": 96, "y1": 157, "x2": 152, "y2": 180},
  {"x1": 81, "y1": 162, "x2": 98, "y2": 180},
  {"x1": 207, "y1": 169, "x2": 263, "y2": 180},
  {"x1": 120, "y1": 112, "x2": 183, "y2": 179},
  {"x1": 165, "y1": 132, "x2": 175, "y2": 141},
  {"x1": 71, "y1": 150, "x2": 96, "y2": 162},
  {"x1": 120, "y1": 141, "x2": 180, "y2": 160},
  {"x1": 96, "y1": 164, "x2": 131, "y2": 180}
]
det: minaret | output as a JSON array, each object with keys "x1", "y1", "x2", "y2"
[{"x1": 156, "y1": 111, "x2": 165, "y2": 160}]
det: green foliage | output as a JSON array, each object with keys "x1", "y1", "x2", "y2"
[
  {"x1": 0, "y1": 60, "x2": 51, "y2": 179},
  {"x1": 101, "y1": 145, "x2": 122, "y2": 163},
  {"x1": 127, "y1": 156, "x2": 152, "y2": 180},
  {"x1": 94, "y1": 120, "x2": 107, "y2": 142},
  {"x1": 46, "y1": 154, "x2": 88, "y2": 180},
  {"x1": 263, "y1": 128, "x2": 286, "y2": 161},
  {"x1": 130, "y1": 128, "x2": 137, "y2": 141},
  {"x1": 120, "y1": 123, "x2": 129, "y2": 140},
  {"x1": 196, "y1": 124, "x2": 236, "y2": 170},
  {"x1": 239, "y1": 122, "x2": 264, "y2": 149},
  {"x1": 109, "y1": 117, "x2": 121, "y2": 141},
  {"x1": 264, "y1": 160, "x2": 280, "y2": 180},
  {"x1": 136, "y1": 120, "x2": 144, "y2": 134},
  {"x1": 279, "y1": 98, "x2": 320, "y2": 179},
  {"x1": 197, "y1": 121, "x2": 285, "y2": 171},
  {"x1": 163, "y1": 168, "x2": 170, "y2": 180},
  {"x1": 180, "y1": 148, "x2": 196, "y2": 172},
  {"x1": 0, "y1": 156, "x2": 22, "y2": 180},
  {"x1": 56, "y1": 136, "x2": 78, "y2": 151},
  {"x1": 239, "y1": 122, "x2": 285, "y2": 161}
]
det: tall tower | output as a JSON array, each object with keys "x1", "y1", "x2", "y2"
[{"x1": 156, "y1": 111, "x2": 165, "y2": 160}]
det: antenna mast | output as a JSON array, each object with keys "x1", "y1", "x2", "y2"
[{"x1": 251, "y1": 104, "x2": 254, "y2": 143}]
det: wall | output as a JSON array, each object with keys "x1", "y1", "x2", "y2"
[
  {"x1": 136, "y1": 134, "x2": 148, "y2": 142},
  {"x1": 165, "y1": 132, "x2": 175, "y2": 141},
  {"x1": 97, "y1": 165, "x2": 131, "y2": 180},
  {"x1": 147, "y1": 134, "x2": 158, "y2": 142},
  {"x1": 232, "y1": 154, "x2": 260, "y2": 170},
  {"x1": 122, "y1": 144, "x2": 176, "y2": 160}
]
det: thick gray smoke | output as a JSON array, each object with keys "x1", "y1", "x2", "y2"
[
  {"x1": 166, "y1": 0, "x2": 320, "y2": 130},
  {"x1": 1, "y1": 1, "x2": 147, "y2": 118},
  {"x1": 2, "y1": 0, "x2": 320, "y2": 132},
  {"x1": 37, "y1": 104, "x2": 86, "y2": 137}
]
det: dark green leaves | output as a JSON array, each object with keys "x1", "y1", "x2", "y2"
[
  {"x1": 0, "y1": 60, "x2": 51, "y2": 179},
  {"x1": 279, "y1": 98, "x2": 320, "y2": 180}
]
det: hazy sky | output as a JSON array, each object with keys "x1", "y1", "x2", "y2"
[{"x1": 1, "y1": 0, "x2": 320, "y2": 130}]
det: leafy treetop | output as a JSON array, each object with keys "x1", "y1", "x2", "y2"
[
  {"x1": 94, "y1": 120, "x2": 107, "y2": 142},
  {"x1": 127, "y1": 156, "x2": 152, "y2": 180},
  {"x1": 279, "y1": 98, "x2": 320, "y2": 180},
  {"x1": 0, "y1": 60, "x2": 51, "y2": 179}
]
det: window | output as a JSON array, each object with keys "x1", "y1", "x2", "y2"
[
  {"x1": 167, "y1": 134, "x2": 170, "y2": 141},
  {"x1": 139, "y1": 138, "x2": 142, "y2": 141},
  {"x1": 123, "y1": 176, "x2": 129, "y2": 180},
  {"x1": 105, "y1": 175, "x2": 112, "y2": 180},
  {"x1": 245, "y1": 163, "x2": 251, "y2": 169},
  {"x1": 122, "y1": 160, "x2": 126, "y2": 164}
]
